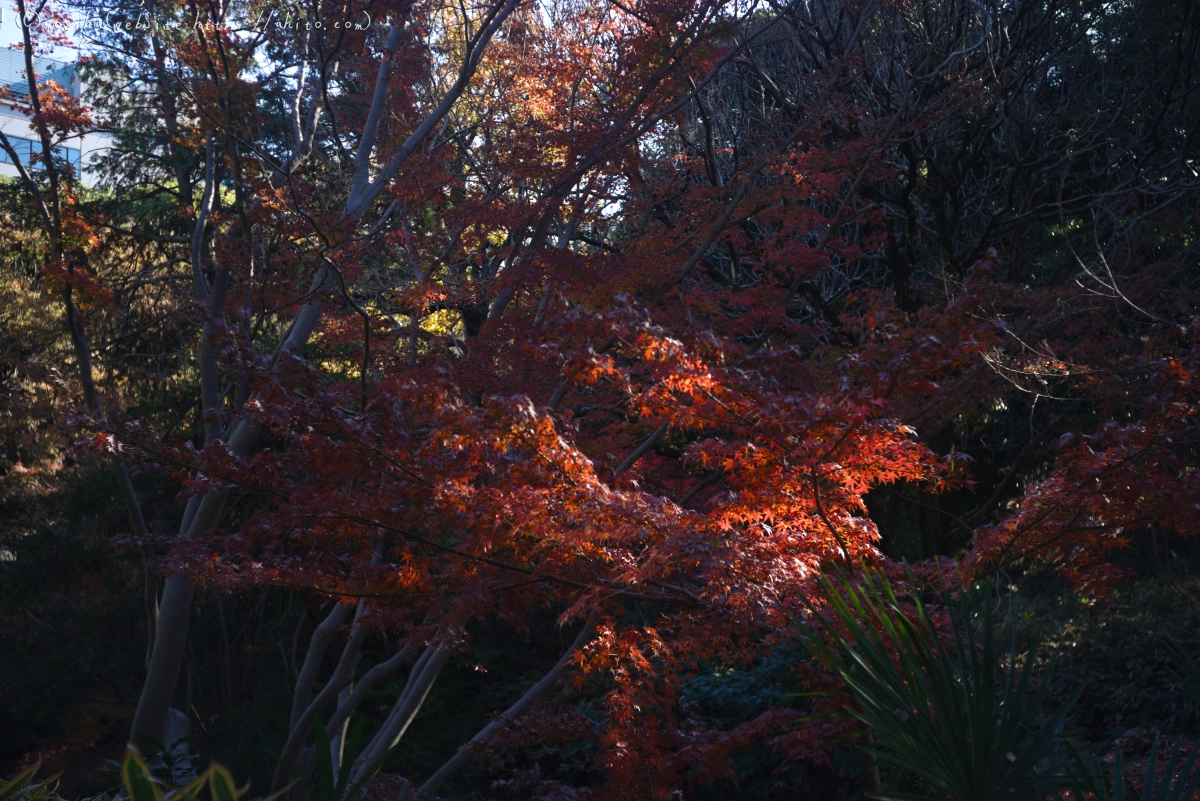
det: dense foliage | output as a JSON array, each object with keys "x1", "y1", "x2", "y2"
[{"x1": 2, "y1": 0, "x2": 1200, "y2": 798}]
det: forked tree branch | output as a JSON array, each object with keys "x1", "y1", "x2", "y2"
[{"x1": 419, "y1": 612, "x2": 599, "y2": 796}]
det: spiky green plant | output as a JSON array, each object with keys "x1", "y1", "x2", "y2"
[
  {"x1": 0, "y1": 761, "x2": 55, "y2": 801},
  {"x1": 799, "y1": 571, "x2": 1080, "y2": 801},
  {"x1": 1067, "y1": 738, "x2": 1200, "y2": 801},
  {"x1": 2, "y1": 751, "x2": 243, "y2": 801},
  {"x1": 121, "y1": 749, "x2": 244, "y2": 801},
  {"x1": 1, "y1": 725, "x2": 394, "y2": 801}
]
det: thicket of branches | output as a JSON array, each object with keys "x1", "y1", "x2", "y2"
[{"x1": 2, "y1": 0, "x2": 1200, "y2": 798}]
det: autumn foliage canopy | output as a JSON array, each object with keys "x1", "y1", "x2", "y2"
[{"x1": 4, "y1": 0, "x2": 1200, "y2": 796}]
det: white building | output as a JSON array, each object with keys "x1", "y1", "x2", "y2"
[{"x1": 0, "y1": 47, "x2": 109, "y2": 188}]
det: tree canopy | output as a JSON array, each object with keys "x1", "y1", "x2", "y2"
[{"x1": 2, "y1": 0, "x2": 1200, "y2": 797}]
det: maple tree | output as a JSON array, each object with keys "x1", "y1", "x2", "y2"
[{"x1": 3, "y1": 0, "x2": 1200, "y2": 796}]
